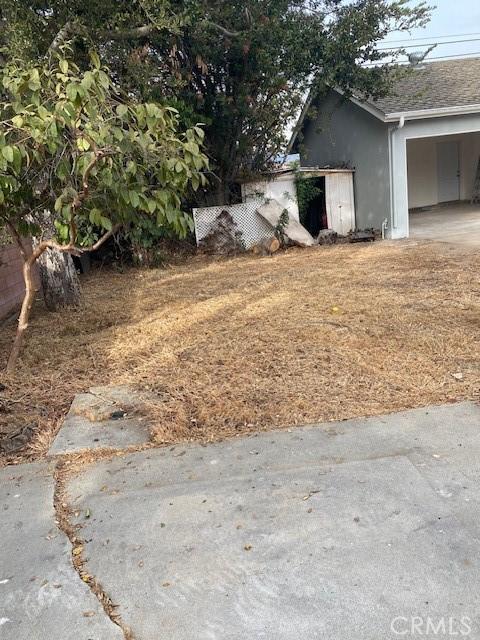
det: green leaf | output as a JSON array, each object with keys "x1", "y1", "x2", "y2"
[
  {"x1": 89, "y1": 208, "x2": 102, "y2": 225},
  {"x1": 90, "y1": 51, "x2": 101, "y2": 70},
  {"x1": 12, "y1": 147, "x2": 22, "y2": 174},
  {"x1": 98, "y1": 70, "x2": 110, "y2": 90},
  {"x1": 2, "y1": 146, "x2": 14, "y2": 163},
  {"x1": 11, "y1": 115, "x2": 24, "y2": 128},
  {"x1": 129, "y1": 190, "x2": 140, "y2": 208},
  {"x1": 59, "y1": 60, "x2": 69, "y2": 74},
  {"x1": 66, "y1": 84, "x2": 78, "y2": 102},
  {"x1": 81, "y1": 71, "x2": 94, "y2": 90},
  {"x1": 100, "y1": 216, "x2": 112, "y2": 231},
  {"x1": 126, "y1": 160, "x2": 136, "y2": 175},
  {"x1": 116, "y1": 104, "x2": 128, "y2": 118},
  {"x1": 76, "y1": 137, "x2": 90, "y2": 151}
]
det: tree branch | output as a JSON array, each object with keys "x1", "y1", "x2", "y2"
[
  {"x1": 99, "y1": 20, "x2": 242, "y2": 40},
  {"x1": 202, "y1": 21, "x2": 242, "y2": 38},
  {"x1": 47, "y1": 21, "x2": 76, "y2": 56},
  {"x1": 97, "y1": 24, "x2": 157, "y2": 40},
  {"x1": 5, "y1": 220, "x2": 28, "y2": 260}
]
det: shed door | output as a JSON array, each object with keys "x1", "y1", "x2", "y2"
[
  {"x1": 325, "y1": 173, "x2": 355, "y2": 235},
  {"x1": 437, "y1": 141, "x2": 460, "y2": 203}
]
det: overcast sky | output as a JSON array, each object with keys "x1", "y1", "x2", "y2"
[{"x1": 384, "y1": 0, "x2": 480, "y2": 62}]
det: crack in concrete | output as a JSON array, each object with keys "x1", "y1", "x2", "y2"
[{"x1": 53, "y1": 460, "x2": 134, "y2": 640}]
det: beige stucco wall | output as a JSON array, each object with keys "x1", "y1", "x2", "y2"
[{"x1": 407, "y1": 132, "x2": 480, "y2": 209}]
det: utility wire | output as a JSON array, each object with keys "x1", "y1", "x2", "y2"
[
  {"x1": 382, "y1": 31, "x2": 480, "y2": 44},
  {"x1": 379, "y1": 37, "x2": 480, "y2": 51},
  {"x1": 363, "y1": 51, "x2": 480, "y2": 67}
]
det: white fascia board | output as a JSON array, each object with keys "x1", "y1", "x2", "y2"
[
  {"x1": 332, "y1": 88, "x2": 387, "y2": 122},
  {"x1": 384, "y1": 103, "x2": 480, "y2": 122},
  {"x1": 335, "y1": 87, "x2": 480, "y2": 123}
]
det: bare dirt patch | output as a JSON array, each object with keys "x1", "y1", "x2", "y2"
[{"x1": 1, "y1": 240, "x2": 479, "y2": 463}]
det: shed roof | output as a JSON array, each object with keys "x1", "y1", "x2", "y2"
[{"x1": 369, "y1": 57, "x2": 480, "y2": 116}]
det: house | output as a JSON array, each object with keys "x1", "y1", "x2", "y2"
[{"x1": 290, "y1": 57, "x2": 480, "y2": 240}]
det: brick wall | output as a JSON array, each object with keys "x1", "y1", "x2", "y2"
[{"x1": 0, "y1": 241, "x2": 40, "y2": 320}]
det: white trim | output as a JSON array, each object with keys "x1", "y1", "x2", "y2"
[
  {"x1": 384, "y1": 103, "x2": 480, "y2": 122},
  {"x1": 345, "y1": 94, "x2": 388, "y2": 122},
  {"x1": 336, "y1": 88, "x2": 480, "y2": 123}
]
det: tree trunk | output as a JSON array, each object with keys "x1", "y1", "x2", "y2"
[
  {"x1": 33, "y1": 211, "x2": 81, "y2": 311},
  {"x1": 37, "y1": 247, "x2": 81, "y2": 311},
  {"x1": 6, "y1": 259, "x2": 36, "y2": 373}
]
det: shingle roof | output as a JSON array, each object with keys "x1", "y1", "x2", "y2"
[{"x1": 369, "y1": 57, "x2": 480, "y2": 115}]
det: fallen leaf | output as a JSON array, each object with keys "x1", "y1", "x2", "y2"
[
  {"x1": 83, "y1": 611, "x2": 95, "y2": 618},
  {"x1": 72, "y1": 546, "x2": 83, "y2": 556},
  {"x1": 244, "y1": 544, "x2": 253, "y2": 551}
]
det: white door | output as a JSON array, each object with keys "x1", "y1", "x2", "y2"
[
  {"x1": 437, "y1": 140, "x2": 460, "y2": 203},
  {"x1": 325, "y1": 173, "x2": 355, "y2": 235}
]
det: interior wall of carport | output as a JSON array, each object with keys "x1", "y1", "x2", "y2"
[
  {"x1": 389, "y1": 113, "x2": 480, "y2": 239},
  {"x1": 407, "y1": 132, "x2": 480, "y2": 208}
]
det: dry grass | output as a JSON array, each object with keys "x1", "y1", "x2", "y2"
[{"x1": 1, "y1": 239, "x2": 479, "y2": 462}]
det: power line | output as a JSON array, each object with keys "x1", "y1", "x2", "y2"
[
  {"x1": 363, "y1": 51, "x2": 480, "y2": 67},
  {"x1": 382, "y1": 31, "x2": 480, "y2": 45},
  {"x1": 417, "y1": 51, "x2": 480, "y2": 61},
  {"x1": 379, "y1": 37, "x2": 480, "y2": 51}
]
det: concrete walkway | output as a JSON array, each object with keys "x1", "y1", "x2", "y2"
[
  {"x1": 409, "y1": 202, "x2": 480, "y2": 246},
  {"x1": 1, "y1": 402, "x2": 480, "y2": 639}
]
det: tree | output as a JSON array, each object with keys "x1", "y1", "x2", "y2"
[
  {"x1": 0, "y1": 0, "x2": 431, "y2": 203},
  {"x1": 0, "y1": 50, "x2": 209, "y2": 372}
]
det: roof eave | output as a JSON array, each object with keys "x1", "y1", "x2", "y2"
[{"x1": 383, "y1": 103, "x2": 480, "y2": 122}]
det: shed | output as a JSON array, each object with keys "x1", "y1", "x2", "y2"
[{"x1": 241, "y1": 167, "x2": 356, "y2": 237}]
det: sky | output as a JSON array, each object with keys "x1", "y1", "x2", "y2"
[{"x1": 383, "y1": 0, "x2": 480, "y2": 62}]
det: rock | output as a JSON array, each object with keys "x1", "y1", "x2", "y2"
[
  {"x1": 0, "y1": 423, "x2": 35, "y2": 454},
  {"x1": 256, "y1": 200, "x2": 315, "y2": 247}
]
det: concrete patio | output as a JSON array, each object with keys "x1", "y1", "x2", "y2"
[{"x1": 409, "y1": 202, "x2": 480, "y2": 246}]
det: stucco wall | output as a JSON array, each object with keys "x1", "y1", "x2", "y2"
[
  {"x1": 407, "y1": 132, "x2": 480, "y2": 208},
  {"x1": 299, "y1": 91, "x2": 390, "y2": 230},
  {"x1": 0, "y1": 240, "x2": 40, "y2": 320}
]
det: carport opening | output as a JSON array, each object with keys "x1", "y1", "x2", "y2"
[{"x1": 407, "y1": 132, "x2": 480, "y2": 241}]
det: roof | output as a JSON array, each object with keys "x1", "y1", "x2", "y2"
[
  {"x1": 369, "y1": 57, "x2": 480, "y2": 117},
  {"x1": 287, "y1": 56, "x2": 480, "y2": 153}
]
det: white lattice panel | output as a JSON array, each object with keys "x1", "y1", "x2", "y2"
[{"x1": 193, "y1": 200, "x2": 274, "y2": 249}]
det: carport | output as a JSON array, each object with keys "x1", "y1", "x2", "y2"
[
  {"x1": 384, "y1": 58, "x2": 480, "y2": 240},
  {"x1": 407, "y1": 131, "x2": 480, "y2": 245}
]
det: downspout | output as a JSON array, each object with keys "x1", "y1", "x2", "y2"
[{"x1": 388, "y1": 115, "x2": 405, "y2": 237}]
